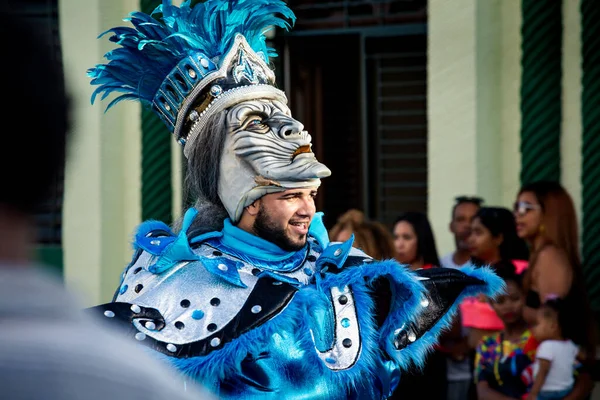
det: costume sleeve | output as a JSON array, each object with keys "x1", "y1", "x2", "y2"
[
  {"x1": 314, "y1": 240, "x2": 504, "y2": 374},
  {"x1": 381, "y1": 265, "x2": 504, "y2": 371}
]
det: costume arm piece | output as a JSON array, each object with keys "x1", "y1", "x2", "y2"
[
  {"x1": 311, "y1": 237, "x2": 504, "y2": 376},
  {"x1": 384, "y1": 265, "x2": 505, "y2": 370}
]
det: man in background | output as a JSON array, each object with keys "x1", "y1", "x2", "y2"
[
  {"x1": 0, "y1": 11, "x2": 213, "y2": 400},
  {"x1": 440, "y1": 196, "x2": 484, "y2": 269},
  {"x1": 440, "y1": 196, "x2": 483, "y2": 400}
]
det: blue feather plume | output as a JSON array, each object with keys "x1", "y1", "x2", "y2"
[{"x1": 87, "y1": 0, "x2": 296, "y2": 110}]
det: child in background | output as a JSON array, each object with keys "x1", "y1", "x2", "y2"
[
  {"x1": 527, "y1": 297, "x2": 583, "y2": 400},
  {"x1": 474, "y1": 261, "x2": 538, "y2": 400}
]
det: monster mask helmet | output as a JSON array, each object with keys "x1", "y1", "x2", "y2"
[{"x1": 88, "y1": 0, "x2": 331, "y2": 222}]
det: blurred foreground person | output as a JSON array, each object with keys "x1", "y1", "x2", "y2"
[{"x1": 0, "y1": 11, "x2": 213, "y2": 400}]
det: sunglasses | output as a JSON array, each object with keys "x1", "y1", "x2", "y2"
[{"x1": 513, "y1": 201, "x2": 541, "y2": 216}]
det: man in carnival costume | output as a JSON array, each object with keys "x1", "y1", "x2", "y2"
[{"x1": 87, "y1": 1, "x2": 503, "y2": 398}]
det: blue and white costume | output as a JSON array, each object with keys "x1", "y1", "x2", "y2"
[{"x1": 86, "y1": 1, "x2": 504, "y2": 398}]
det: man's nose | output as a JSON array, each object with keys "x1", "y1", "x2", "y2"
[
  {"x1": 278, "y1": 118, "x2": 304, "y2": 140},
  {"x1": 297, "y1": 196, "x2": 316, "y2": 216}
]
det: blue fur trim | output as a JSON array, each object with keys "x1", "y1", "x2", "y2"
[
  {"x1": 359, "y1": 261, "x2": 429, "y2": 371},
  {"x1": 385, "y1": 264, "x2": 505, "y2": 370},
  {"x1": 157, "y1": 261, "x2": 426, "y2": 395},
  {"x1": 459, "y1": 263, "x2": 507, "y2": 299}
]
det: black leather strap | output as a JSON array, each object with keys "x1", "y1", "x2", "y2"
[{"x1": 393, "y1": 267, "x2": 485, "y2": 350}]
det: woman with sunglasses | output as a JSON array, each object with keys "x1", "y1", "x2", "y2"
[{"x1": 514, "y1": 181, "x2": 596, "y2": 400}]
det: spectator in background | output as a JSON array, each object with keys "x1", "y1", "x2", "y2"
[
  {"x1": 440, "y1": 196, "x2": 484, "y2": 269},
  {"x1": 440, "y1": 196, "x2": 484, "y2": 400},
  {"x1": 527, "y1": 296, "x2": 584, "y2": 400},
  {"x1": 391, "y1": 211, "x2": 447, "y2": 399},
  {"x1": 0, "y1": 11, "x2": 213, "y2": 400},
  {"x1": 475, "y1": 262, "x2": 537, "y2": 400},
  {"x1": 514, "y1": 181, "x2": 596, "y2": 400},
  {"x1": 393, "y1": 211, "x2": 440, "y2": 270},
  {"x1": 462, "y1": 206, "x2": 530, "y2": 350},
  {"x1": 329, "y1": 208, "x2": 397, "y2": 260}
]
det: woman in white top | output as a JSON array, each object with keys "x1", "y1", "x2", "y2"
[{"x1": 527, "y1": 296, "x2": 584, "y2": 400}]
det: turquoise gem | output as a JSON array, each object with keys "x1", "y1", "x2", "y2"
[
  {"x1": 192, "y1": 310, "x2": 204, "y2": 320},
  {"x1": 341, "y1": 318, "x2": 350, "y2": 328},
  {"x1": 119, "y1": 284, "x2": 128, "y2": 295}
]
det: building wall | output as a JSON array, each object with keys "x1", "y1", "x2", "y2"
[
  {"x1": 428, "y1": 0, "x2": 583, "y2": 256},
  {"x1": 60, "y1": 0, "x2": 142, "y2": 306},
  {"x1": 428, "y1": 0, "x2": 518, "y2": 255}
]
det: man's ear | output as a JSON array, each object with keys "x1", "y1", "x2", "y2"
[{"x1": 246, "y1": 200, "x2": 260, "y2": 217}]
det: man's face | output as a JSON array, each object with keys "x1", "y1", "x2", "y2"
[
  {"x1": 252, "y1": 188, "x2": 317, "y2": 251},
  {"x1": 450, "y1": 202, "x2": 480, "y2": 251}
]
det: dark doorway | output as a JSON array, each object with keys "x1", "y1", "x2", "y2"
[{"x1": 286, "y1": 34, "x2": 363, "y2": 229}]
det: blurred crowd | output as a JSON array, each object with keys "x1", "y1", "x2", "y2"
[{"x1": 328, "y1": 181, "x2": 597, "y2": 400}]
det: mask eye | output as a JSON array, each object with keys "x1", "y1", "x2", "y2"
[{"x1": 248, "y1": 118, "x2": 262, "y2": 126}]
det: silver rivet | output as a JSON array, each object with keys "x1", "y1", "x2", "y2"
[
  {"x1": 189, "y1": 110, "x2": 199, "y2": 121},
  {"x1": 150, "y1": 240, "x2": 160, "y2": 246},
  {"x1": 135, "y1": 332, "x2": 146, "y2": 341},
  {"x1": 200, "y1": 58, "x2": 209, "y2": 68},
  {"x1": 210, "y1": 337, "x2": 221, "y2": 347},
  {"x1": 408, "y1": 331, "x2": 416, "y2": 342},
  {"x1": 130, "y1": 304, "x2": 141, "y2": 313},
  {"x1": 104, "y1": 310, "x2": 115, "y2": 318},
  {"x1": 251, "y1": 305, "x2": 262, "y2": 314},
  {"x1": 218, "y1": 264, "x2": 228, "y2": 272},
  {"x1": 210, "y1": 85, "x2": 222, "y2": 97},
  {"x1": 145, "y1": 321, "x2": 156, "y2": 330},
  {"x1": 421, "y1": 297, "x2": 429, "y2": 308},
  {"x1": 166, "y1": 343, "x2": 177, "y2": 352},
  {"x1": 164, "y1": 103, "x2": 171, "y2": 111},
  {"x1": 188, "y1": 68, "x2": 196, "y2": 78},
  {"x1": 272, "y1": 281, "x2": 282, "y2": 286},
  {"x1": 334, "y1": 248, "x2": 342, "y2": 256}
]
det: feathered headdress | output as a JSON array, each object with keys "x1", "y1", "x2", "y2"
[{"x1": 88, "y1": 0, "x2": 296, "y2": 156}]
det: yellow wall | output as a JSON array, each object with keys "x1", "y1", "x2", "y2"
[
  {"x1": 429, "y1": 0, "x2": 583, "y2": 256},
  {"x1": 562, "y1": 0, "x2": 583, "y2": 233},
  {"x1": 428, "y1": 0, "x2": 522, "y2": 256},
  {"x1": 61, "y1": 0, "x2": 142, "y2": 306}
]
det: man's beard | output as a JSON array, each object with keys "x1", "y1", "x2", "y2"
[{"x1": 253, "y1": 206, "x2": 306, "y2": 252}]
